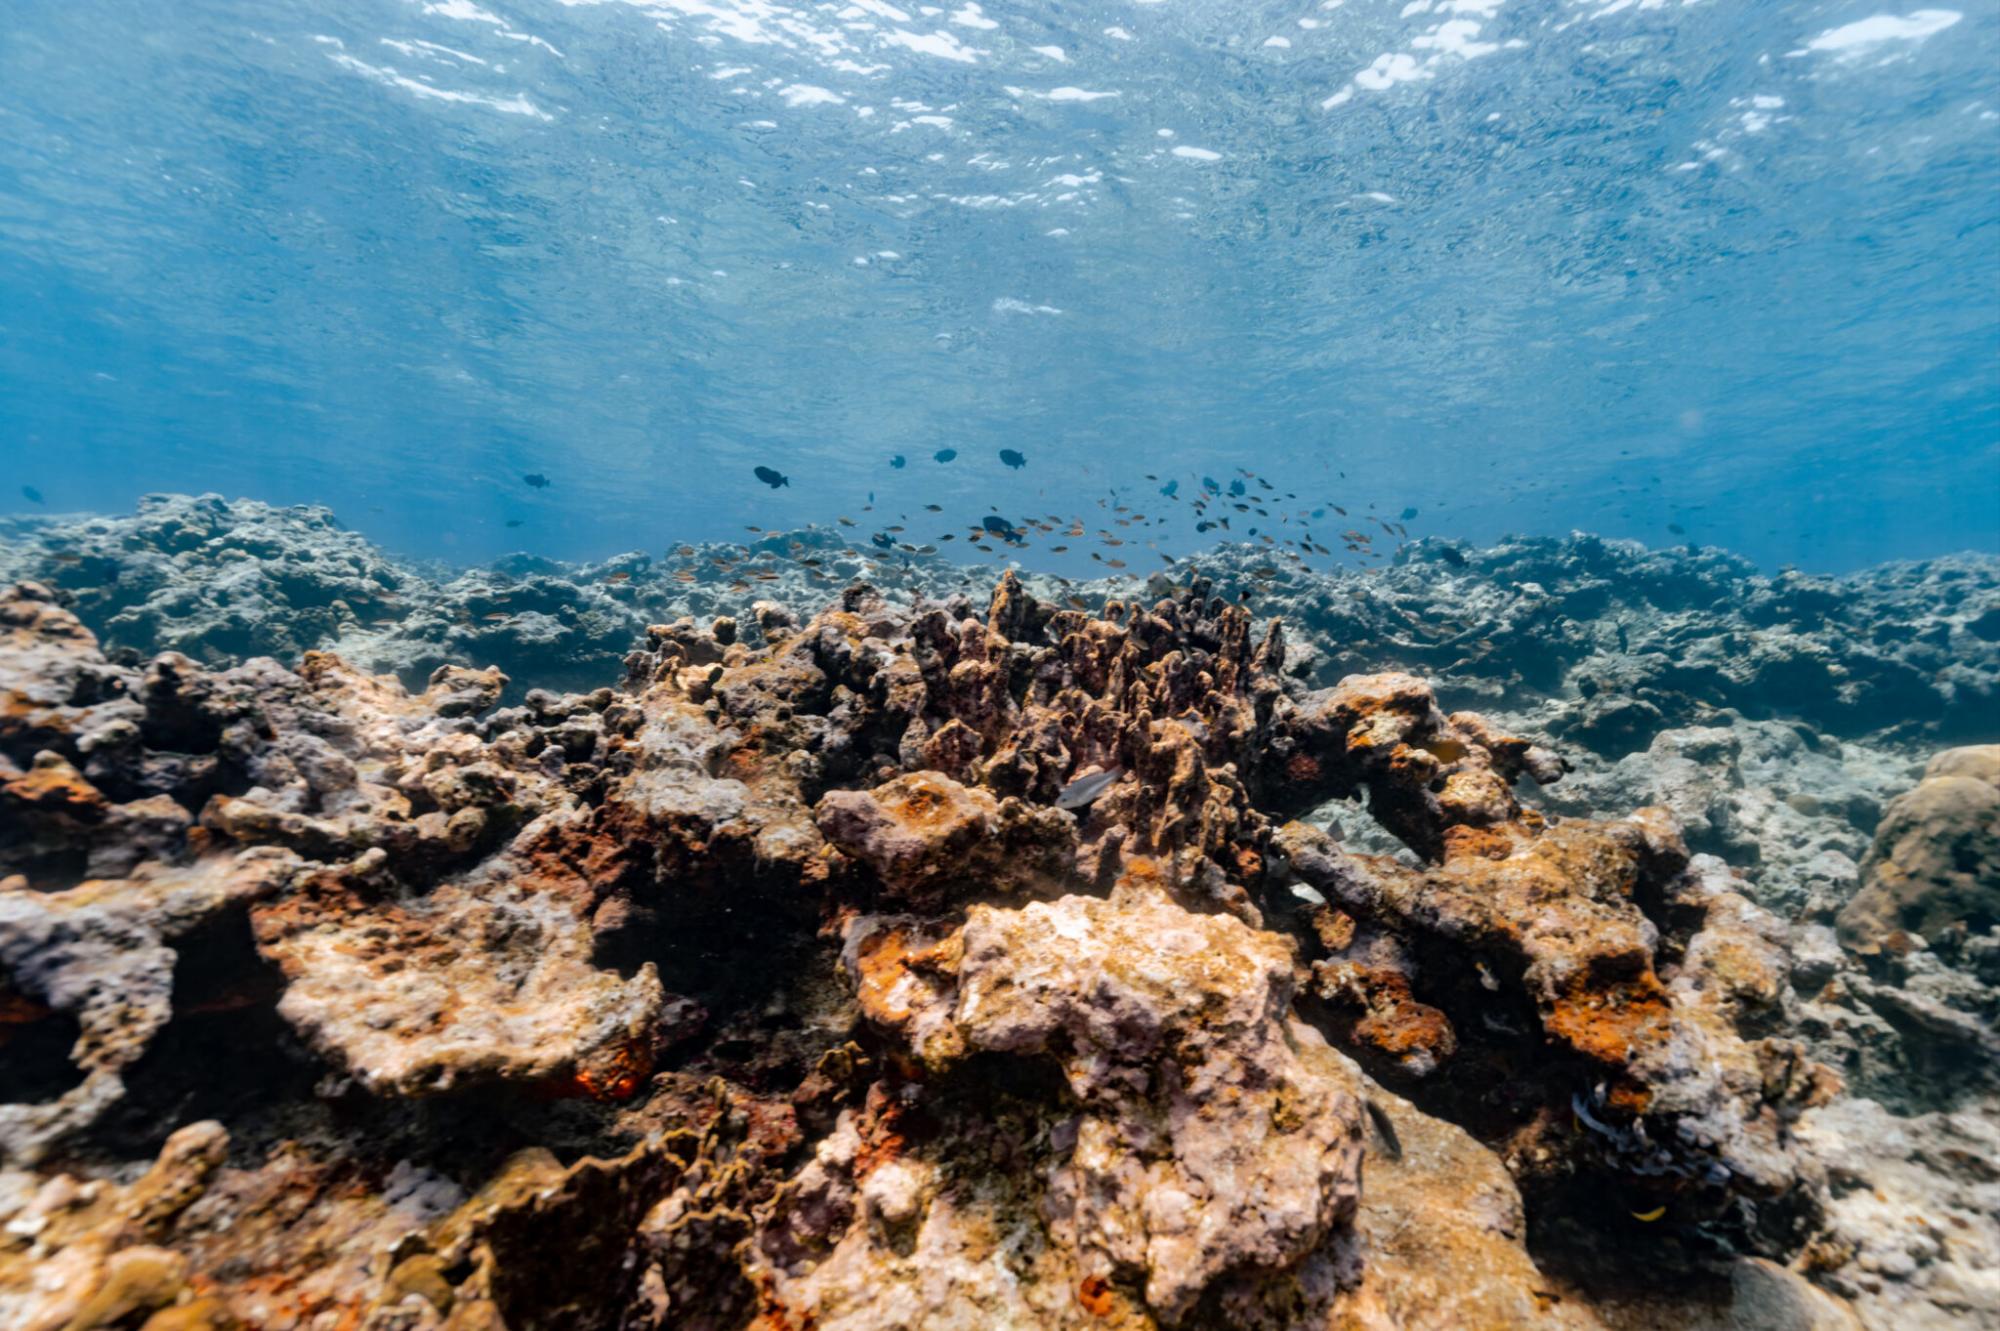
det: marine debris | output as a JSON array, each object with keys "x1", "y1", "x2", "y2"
[{"x1": 0, "y1": 498, "x2": 1996, "y2": 1329}]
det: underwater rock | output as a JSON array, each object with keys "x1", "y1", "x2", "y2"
[
  {"x1": 813, "y1": 770, "x2": 1076, "y2": 907},
  {"x1": 1541, "y1": 718, "x2": 1914, "y2": 920},
  {"x1": 806, "y1": 873, "x2": 1366, "y2": 1325},
  {"x1": 0, "y1": 494, "x2": 414, "y2": 672},
  {"x1": 1192, "y1": 534, "x2": 1999, "y2": 752},
  {"x1": 1276, "y1": 813, "x2": 1837, "y2": 1249},
  {"x1": 0, "y1": 852, "x2": 297, "y2": 1165},
  {"x1": 251, "y1": 868, "x2": 666, "y2": 1099},
  {"x1": 1794, "y1": 1095, "x2": 2000, "y2": 1330}
]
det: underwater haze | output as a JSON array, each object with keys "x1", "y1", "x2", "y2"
[{"x1": 1, "y1": 0, "x2": 1997, "y2": 569}]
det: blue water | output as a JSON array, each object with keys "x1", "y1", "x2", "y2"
[{"x1": 1, "y1": 0, "x2": 1995, "y2": 572}]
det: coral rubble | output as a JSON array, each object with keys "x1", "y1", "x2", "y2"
[{"x1": 2, "y1": 499, "x2": 1997, "y2": 1330}]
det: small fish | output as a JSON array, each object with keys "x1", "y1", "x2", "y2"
[
  {"x1": 522, "y1": 473, "x2": 551, "y2": 489},
  {"x1": 1630, "y1": 1205, "x2": 1666, "y2": 1223},
  {"x1": 890, "y1": 454, "x2": 906, "y2": 469},
  {"x1": 1159, "y1": 479, "x2": 1178, "y2": 498},
  {"x1": 481, "y1": 613, "x2": 510, "y2": 622},
  {"x1": 1055, "y1": 766, "x2": 1124, "y2": 810},
  {"x1": 1228, "y1": 479, "x2": 1246, "y2": 497},
  {"x1": 1668, "y1": 523, "x2": 1686, "y2": 536},
  {"x1": 1050, "y1": 545, "x2": 1068, "y2": 553},
  {"x1": 1364, "y1": 1100, "x2": 1403, "y2": 1161},
  {"x1": 1438, "y1": 546, "x2": 1467, "y2": 569},
  {"x1": 1400, "y1": 506, "x2": 1419, "y2": 521},
  {"x1": 754, "y1": 465, "x2": 790, "y2": 489},
  {"x1": 505, "y1": 519, "x2": 524, "y2": 528},
  {"x1": 924, "y1": 503, "x2": 943, "y2": 512},
  {"x1": 20, "y1": 485, "x2": 45, "y2": 504},
  {"x1": 1202, "y1": 476, "x2": 1220, "y2": 493},
  {"x1": 999, "y1": 448, "x2": 1026, "y2": 469},
  {"x1": 837, "y1": 516, "x2": 856, "y2": 526},
  {"x1": 982, "y1": 515, "x2": 1021, "y2": 540},
  {"x1": 603, "y1": 571, "x2": 632, "y2": 584},
  {"x1": 934, "y1": 448, "x2": 958, "y2": 463}
]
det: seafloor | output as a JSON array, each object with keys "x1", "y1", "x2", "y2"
[{"x1": 0, "y1": 494, "x2": 1993, "y2": 1331}]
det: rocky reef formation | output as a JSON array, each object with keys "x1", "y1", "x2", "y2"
[
  {"x1": 2, "y1": 497, "x2": 1995, "y2": 1330},
  {"x1": 6, "y1": 496, "x2": 1995, "y2": 752}
]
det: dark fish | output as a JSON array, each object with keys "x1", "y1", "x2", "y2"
[
  {"x1": 999, "y1": 448, "x2": 1026, "y2": 469},
  {"x1": 1400, "y1": 506, "x2": 1419, "y2": 521},
  {"x1": 521, "y1": 473, "x2": 550, "y2": 489},
  {"x1": 1055, "y1": 766, "x2": 1124, "y2": 810},
  {"x1": 872, "y1": 532, "x2": 895, "y2": 550},
  {"x1": 1159, "y1": 479, "x2": 1178, "y2": 498},
  {"x1": 890, "y1": 455, "x2": 906, "y2": 469},
  {"x1": 1228, "y1": 479, "x2": 1246, "y2": 497},
  {"x1": 1439, "y1": 546, "x2": 1468, "y2": 568},
  {"x1": 753, "y1": 465, "x2": 789, "y2": 489},
  {"x1": 1668, "y1": 523, "x2": 1686, "y2": 535},
  {"x1": 981, "y1": 515, "x2": 1022, "y2": 541},
  {"x1": 934, "y1": 448, "x2": 958, "y2": 463},
  {"x1": 505, "y1": 519, "x2": 524, "y2": 528},
  {"x1": 1364, "y1": 1100, "x2": 1403, "y2": 1161},
  {"x1": 1202, "y1": 476, "x2": 1220, "y2": 493},
  {"x1": 20, "y1": 486, "x2": 44, "y2": 504}
]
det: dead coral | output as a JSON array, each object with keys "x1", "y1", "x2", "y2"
[{"x1": 0, "y1": 573, "x2": 1855, "y2": 1328}]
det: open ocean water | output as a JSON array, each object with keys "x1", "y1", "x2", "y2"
[{"x1": 0, "y1": 0, "x2": 1995, "y2": 571}]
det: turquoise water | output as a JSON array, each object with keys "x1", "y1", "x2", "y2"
[{"x1": 1, "y1": 0, "x2": 1995, "y2": 571}]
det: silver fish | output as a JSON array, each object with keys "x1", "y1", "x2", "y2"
[{"x1": 1055, "y1": 766, "x2": 1124, "y2": 810}]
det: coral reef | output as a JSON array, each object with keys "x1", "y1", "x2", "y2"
[{"x1": 2, "y1": 498, "x2": 1996, "y2": 1330}]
